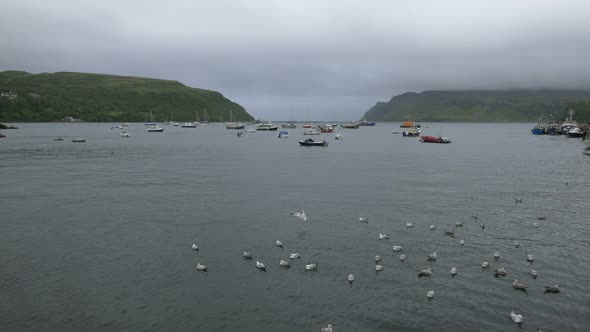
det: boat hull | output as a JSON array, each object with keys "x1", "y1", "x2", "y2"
[
  {"x1": 298, "y1": 139, "x2": 328, "y2": 147},
  {"x1": 420, "y1": 135, "x2": 451, "y2": 143},
  {"x1": 531, "y1": 128, "x2": 545, "y2": 135}
]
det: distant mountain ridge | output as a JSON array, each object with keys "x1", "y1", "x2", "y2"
[
  {"x1": 0, "y1": 71, "x2": 253, "y2": 122},
  {"x1": 363, "y1": 90, "x2": 590, "y2": 122}
]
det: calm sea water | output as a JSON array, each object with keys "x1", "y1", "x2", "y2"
[{"x1": 1, "y1": 123, "x2": 589, "y2": 331}]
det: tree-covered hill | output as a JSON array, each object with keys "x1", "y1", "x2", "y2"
[
  {"x1": 363, "y1": 90, "x2": 590, "y2": 122},
  {"x1": 0, "y1": 71, "x2": 253, "y2": 122}
]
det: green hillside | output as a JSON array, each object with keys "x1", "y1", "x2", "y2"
[
  {"x1": 363, "y1": 90, "x2": 590, "y2": 122},
  {"x1": 0, "y1": 71, "x2": 253, "y2": 122}
]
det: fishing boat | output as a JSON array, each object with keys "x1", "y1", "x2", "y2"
[
  {"x1": 567, "y1": 127, "x2": 584, "y2": 138},
  {"x1": 402, "y1": 127, "x2": 421, "y2": 136},
  {"x1": 545, "y1": 122, "x2": 561, "y2": 135},
  {"x1": 561, "y1": 109, "x2": 578, "y2": 134},
  {"x1": 278, "y1": 131, "x2": 288, "y2": 138},
  {"x1": 531, "y1": 122, "x2": 545, "y2": 135},
  {"x1": 256, "y1": 122, "x2": 278, "y2": 131},
  {"x1": 318, "y1": 124, "x2": 335, "y2": 133},
  {"x1": 341, "y1": 122, "x2": 360, "y2": 129},
  {"x1": 359, "y1": 118, "x2": 376, "y2": 126},
  {"x1": 304, "y1": 128, "x2": 321, "y2": 135},
  {"x1": 298, "y1": 138, "x2": 328, "y2": 146},
  {"x1": 400, "y1": 120, "x2": 421, "y2": 128},
  {"x1": 420, "y1": 135, "x2": 451, "y2": 143},
  {"x1": 72, "y1": 138, "x2": 86, "y2": 143}
]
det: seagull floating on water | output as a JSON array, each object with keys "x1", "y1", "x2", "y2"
[
  {"x1": 482, "y1": 261, "x2": 490, "y2": 268},
  {"x1": 532, "y1": 222, "x2": 539, "y2": 228},
  {"x1": 347, "y1": 273, "x2": 354, "y2": 285},
  {"x1": 378, "y1": 233, "x2": 390, "y2": 240},
  {"x1": 290, "y1": 252, "x2": 300, "y2": 259},
  {"x1": 480, "y1": 222, "x2": 485, "y2": 230},
  {"x1": 544, "y1": 284, "x2": 560, "y2": 294},
  {"x1": 305, "y1": 263, "x2": 317, "y2": 271},
  {"x1": 537, "y1": 216, "x2": 546, "y2": 220},
  {"x1": 455, "y1": 220, "x2": 464, "y2": 227},
  {"x1": 427, "y1": 290, "x2": 435, "y2": 300},
  {"x1": 418, "y1": 267, "x2": 432, "y2": 277},
  {"x1": 320, "y1": 324, "x2": 333, "y2": 332},
  {"x1": 514, "y1": 241, "x2": 520, "y2": 248},
  {"x1": 450, "y1": 266, "x2": 457, "y2": 276},
  {"x1": 276, "y1": 240, "x2": 283, "y2": 248},
  {"x1": 471, "y1": 214, "x2": 479, "y2": 220},
  {"x1": 400, "y1": 254, "x2": 407, "y2": 262},
  {"x1": 515, "y1": 198, "x2": 523, "y2": 204},
  {"x1": 427, "y1": 252, "x2": 437, "y2": 262},
  {"x1": 493, "y1": 251, "x2": 500, "y2": 260},
  {"x1": 510, "y1": 311, "x2": 523, "y2": 324},
  {"x1": 290, "y1": 210, "x2": 308, "y2": 221},
  {"x1": 526, "y1": 253, "x2": 534, "y2": 263},
  {"x1": 512, "y1": 279, "x2": 528, "y2": 291},
  {"x1": 429, "y1": 224, "x2": 436, "y2": 230},
  {"x1": 406, "y1": 222, "x2": 414, "y2": 228},
  {"x1": 375, "y1": 264, "x2": 384, "y2": 271},
  {"x1": 495, "y1": 267, "x2": 507, "y2": 277},
  {"x1": 243, "y1": 251, "x2": 252, "y2": 259},
  {"x1": 196, "y1": 263, "x2": 207, "y2": 271},
  {"x1": 529, "y1": 268, "x2": 538, "y2": 279},
  {"x1": 444, "y1": 229, "x2": 455, "y2": 237},
  {"x1": 459, "y1": 239, "x2": 465, "y2": 246},
  {"x1": 374, "y1": 255, "x2": 382, "y2": 263},
  {"x1": 279, "y1": 259, "x2": 290, "y2": 268},
  {"x1": 256, "y1": 261, "x2": 266, "y2": 271},
  {"x1": 191, "y1": 244, "x2": 199, "y2": 251},
  {"x1": 359, "y1": 217, "x2": 368, "y2": 223},
  {"x1": 392, "y1": 245, "x2": 403, "y2": 252}
]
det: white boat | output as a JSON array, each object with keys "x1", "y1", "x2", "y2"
[
  {"x1": 181, "y1": 122, "x2": 197, "y2": 128},
  {"x1": 226, "y1": 110, "x2": 245, "y2": 129},
  {"x1": 147, "y1": 125, "x2": 164, "y2": 132},
  {"x1": 246, "y1": 128, "x2": 256, "y2": 133},
  {"x1": 304, "y1": 128, "x2": 321, "y2": 135},
  {"x1": 256, "y1": 122, "x2": 279, "y2": 131},
  {"x1": 120, "y1": 130, "x2": 130, "y2": 137},
  {"x1": 335, "y1": 133, "x2": 343, "y2": 140}
]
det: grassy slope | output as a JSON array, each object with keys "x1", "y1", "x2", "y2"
[
  {"x1": 0, "y1": 71, "x2": 253, "y2": 122},
  {"x1": 364, "y1": 90, "x2": 590, "y2": 122}
]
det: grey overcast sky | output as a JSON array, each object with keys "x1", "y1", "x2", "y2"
[{"x1": 1, "y1": 0, "x2": 589, "y2": 120}]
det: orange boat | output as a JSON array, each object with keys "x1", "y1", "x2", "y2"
[{"x1": 400, "y1": 120, "x2": 421, "y2": 128}]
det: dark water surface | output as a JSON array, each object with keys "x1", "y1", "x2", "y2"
[{"x1": 1, "y1": 123, "x2": 589, "y2": 331}]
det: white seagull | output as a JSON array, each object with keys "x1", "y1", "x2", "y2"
[
  {"x1": 191, "y1": 244, "x2": 199, "y2": 251},
  {"x1": 427, "y1": 252, "x2": 437, "y2": 262},
  {"x1": 279, "y1": 259, "x2": 290, "y2": 268},
  {"x1": 429, "y1": 224, "x2": 436, "y2": 230},
  {"x1": 510, "y1": 311, "x2": 523, "y2": 324},
  {"x1": 427, "y1": 290, "x2": 435, "y2": 300},
  {"x1": 493, "y1": 251, "x2": 500, "y2": 260},
  {"x1": 450, "y1": 266, "x2": 458, "y2": 276},
  {"x1": 378, "y1": 233, "x2": 390, "y2": 240},
  {"x1": 305, "y1": 263, "x2": 317, "y2": 271},
  {"x1": 482, "y1": 261, "x2": 490, "y2": 268},
  {"x1": 320, "y1": 324, "x2": 333, "y2": 332},
  {"x1": 196, "y1": 263, "x2": 207, "y2": 271},
  {"x1": 256, "y1": 261, "x2": 266, "y2": 270},
  {"x1": 242, "y1": 251, "x2": 252, "y2": 259},
  {"x1": 359, "y1": 217, "x2": 368, "y2": 223},
  {"x1": 374, "y1": 255, "x2": 382, "y2": 263},
  {"x1": 290, "y1": 210, "x2": 308, "y2": 221},
  {"x1": 347, "y1": 273, "x2": 354, "y2": 283},
  {"x1": 400, "y1": 254, "x2": 407, "y2": 262},
  {"x1": 392, "y1": 245, "x2": 403, "y2": 252},
  {"x1": 455, "y1": 220, "x2": 464, "y2": 227},
  {"x1": 406, "y1": 222, "x2": 414, "y2": 228},
  {"x1": 459, "y1": 239, "x2": 465, "y2": 245},
  {"x1": 290, "y1": 252, "x2": 300, "y2": 259},
  {"x1": 376, "y1": 264, "x2": 384, "y2": 271},
  {"x1": 276, "y1": 240, "x2": 283, "y2": 248},
  {"x1": 514, "y1": 241, "x2": 520, "y2": 248}
]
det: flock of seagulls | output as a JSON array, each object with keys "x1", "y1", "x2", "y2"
[{"x1": 191, "y1": 200, "x2": 560, "y2": 330}]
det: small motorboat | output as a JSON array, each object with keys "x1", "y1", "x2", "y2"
[
  {"x1": 246, "y1": 128, "x2": 256, "y2": 133},
  {"x1": 420, "y1": 135, "x2": 451, "y2": 143},
  {"x1": 402, "y1": 127, "x2": 421, "y2": 136},
  {"x1": 52, "y1": 137, "x2": 64, "y2": 141},
  {"x1": 282, "y1": 123, "x2": 297, "y2": 129},
  {"x1": 567, "y1": 127, "x2": 584, "y2": 138},
  {"x1": 400, "y1": 120, "x2": 421, "y2": 128},
  {"x1": 147, "y1": 125, "x2": 164, "y2": 132},
  {"x1": 72, "y1": 138, "x2": 86, "y2": 143},
  {"x1": 302, "y1": 123, "x2": 312, "y2": 128},
  {"x1": 278, "y1": 131, "x2": 288, "y2": 138},
  {"x1": 304, "y1": 128, "x2": 321, "y2": 135},
  {"x1": 256, "y1": 122, "x2": 279, "y2": 131},
  {"x1": 181, "y1": 122, "x2": 197, "y2": 128},
  {"x1": 236, "y1": 131, "x2": 244, "y2": 137},
  {"x1": 341, "y1": 122, "x2": 360, "y2": 129},
  {"x1": 335, "y1": 134, "x2": 343, "y2": 140},
  {"x1": 120, "y1": 131, "x2": 130, "y2": 138},
  {"x1": 298, "y1": 138, "x2": 328, "y2": 147},
  {"x1": 0, "y1": 133, "x2": 6, "y2": 138}
]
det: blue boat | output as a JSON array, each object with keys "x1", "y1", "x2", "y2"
[
  {"x1": 359, "y1": 119, "x2": 376, "y2": 126},
  {"x1": 278, "y1": 131, "x2": 288, "y2": 138},
  {"x1": 531, "y1": 124, "x2": 545, "y2": 135}
]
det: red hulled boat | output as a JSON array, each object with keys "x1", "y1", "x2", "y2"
[{"x1": 420, "y1": 136, "x2": 451, "y2": 143}]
